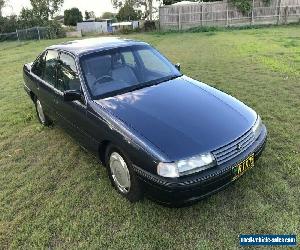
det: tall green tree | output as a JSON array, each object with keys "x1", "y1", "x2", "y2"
[
  {"x1": 101, "y1": 12, "x2": 116, "y2": 19},
  {"x1": 85, "y1": 10, "x2": 90, "y2": 20},
  {"x1": 116, "y1": 2, "x2": 142, "y2": 21},
  {"x1": 112, "y1": 0, "x2": 157, "y2": 20},
  {"x1": 30, "y1": 0, "x2": 64, "y2": 20},
  {"x1": 64, "y1": 8, "x2": 83, "y2": 26},
  {"x1": 85, "y1": 10, "x2": 95, "y2": 20},
  {"x1": 0, "y1": 0, "x2": 6, "y2": 17},
  {"x1": 19, "y1": 7, "x2": 41, "y2": 28},
  {"x1": 0, "y1": 15, "x2": 18, "y2": 33}
]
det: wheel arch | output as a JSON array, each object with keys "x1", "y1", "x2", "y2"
[{"x1": 98, "y1": 140, "x2": 111, "y2": 165}]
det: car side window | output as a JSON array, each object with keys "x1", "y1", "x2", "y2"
[
  {"x1": 43, "y1": 50, "x2": 59, "y2": 86},
  {"x1": 57, "y1": 52, "x2": 81, "y2": 92},
  {"x1": 32, "y1": 52, "x2": 47, "y2": 77},
  {"x1": 122, "y1": 51, "x2": 136, "y2": 67}
]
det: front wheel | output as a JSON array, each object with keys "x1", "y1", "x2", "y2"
[
  {"x1": 35, "y1": 98, "x2": 51, "y2": 126},
  {"x1": 106, "y1": 145, "x2": 143, "y2": 202}
]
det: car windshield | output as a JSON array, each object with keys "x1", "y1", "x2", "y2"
[{"x1": 80, "y1": 45, "x2": 181, "y2": 99}]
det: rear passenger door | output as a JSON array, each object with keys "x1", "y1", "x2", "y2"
[{"x1": 31, "y1": 50, "x2": 59, "y2": 120}]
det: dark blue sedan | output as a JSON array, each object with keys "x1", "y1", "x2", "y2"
[{"x1": 23, "y1": 37, "x2": 267, "y2": 206}]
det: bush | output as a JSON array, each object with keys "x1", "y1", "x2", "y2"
[
  {"x1": 144, "y1": 21, "x2": 156, "y2": 32},
  {"x1": 133, "y1": 27, "x2": 142, "y2": 33},
  {"x1": 0, "y1": 16, "x2": 18, "y2": 33},
  {"x1": 119, "y1": 27, "x2": 132, "y2": 34},
  {"x1": 47, "y1": 20, "x2": 66, "y2": 39},
  {"x1": 230, "y1": 0, "x2": 252, "y2": 14}
]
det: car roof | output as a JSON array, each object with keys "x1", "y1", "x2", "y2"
[{"x1": 47, "y1": 37, "x2": 148, "y2": 56}]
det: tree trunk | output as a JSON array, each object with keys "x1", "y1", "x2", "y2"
[
  {"x1": 0, "y1": 0, "x2": 5, "y2": 17},
  {"x1": 144, "y1": 1, "x2": 149, "y2": 20},
  {"x1": 148, "y1": 0, "x2": 153, "y2": 21}
]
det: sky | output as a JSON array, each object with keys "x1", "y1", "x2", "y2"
[{"x1": 2, "y1": 0, "x2": 116, "y2": 17}]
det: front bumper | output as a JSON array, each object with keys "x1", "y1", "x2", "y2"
[{"x1": 134, "y1": 125, "x2": 267, "y2": 207}]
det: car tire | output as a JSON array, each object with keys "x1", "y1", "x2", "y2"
[
  {"x1": 105, "y1": 145, "x2": 143, "y2": 202},
  {"x1": 35, "y1": 98, "x2": 51, "y2": 126}
]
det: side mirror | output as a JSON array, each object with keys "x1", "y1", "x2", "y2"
[
  {"x1": 175, "y1": 63, "x2": 181, "y2": 71},
  {"x1": 63, "y1": 90, "x2": 82, "y2": 102}
]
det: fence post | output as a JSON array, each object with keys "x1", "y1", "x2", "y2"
[
  {"x1": 158, "y1": 7, "x2": 161, "y2": 31},
  {"x1": 277, "y1": 0, "x2": 282, "y2": 24},
  {"x1": 178, "y1": 7, "x2": 181, "y2": 30},
  {"x1": 226, "y1": 1, "x2": 229, "y2": 27},
  {"x1": 251, "y1": 0, "x2": 255, "y2": 25},
  {"x1": 37, "y1": 27, "x2": 41, "y2": 40},
  {"x1": 16, "y1": 29, "x2": 20, "y2": 41},
  {"x1": 200, "y1": 4, "x2": 203, "y2": 26},
  {"x1": 284, "y1": 6, "x2": 288, "y2": 24}
]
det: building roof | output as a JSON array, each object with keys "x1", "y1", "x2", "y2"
[
  {"x1": 47, "y1": 37, "x2": 147, "y2": 56},
  {"x1": 111, "y1": 22, "x2": 132, "y2": 27}
]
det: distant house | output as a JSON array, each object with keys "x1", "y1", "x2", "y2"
[
  {"x1": 111, "y1": 21, "x2": 140, "y2": 32},
  {"x1": 99, "y1": 19, "x2": 113, "y2": 33},
  {"x1": 77, "y1": 19, "x2": 113, "y2": 34}
]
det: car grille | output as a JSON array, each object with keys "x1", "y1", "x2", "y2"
[{"x1": 212, "y1": 129, "x2": 255, "y2": 165}]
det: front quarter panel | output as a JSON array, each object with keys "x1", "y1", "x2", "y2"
[{"x1": 87, "y1": 101, "x2": 164, "y2": 174}]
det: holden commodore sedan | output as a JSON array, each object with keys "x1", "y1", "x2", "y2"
[{"x1": 23, "y1": 37, "x2": 267, "y2": 206}]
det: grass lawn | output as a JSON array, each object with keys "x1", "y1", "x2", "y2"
[{"x1": 0, "y1": 25, "x2": 299, "y2": 249}]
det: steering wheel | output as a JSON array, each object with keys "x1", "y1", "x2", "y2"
[{"x1": 94, "y1": 75, "x2": 113, "y2": 85}]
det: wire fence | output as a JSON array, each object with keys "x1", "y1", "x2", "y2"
[{"x1": 0, "y1": 27, "x2": 49, "y2": 42}]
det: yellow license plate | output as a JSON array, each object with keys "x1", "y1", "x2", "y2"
[{"x1": 232, "y1": 154, "x2": 254, "y2": 181}]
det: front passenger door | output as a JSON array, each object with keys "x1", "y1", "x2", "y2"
[{"x1": 54, "y1": 52, "x2": 97, "y2": 150}]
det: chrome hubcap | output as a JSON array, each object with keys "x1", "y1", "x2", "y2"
[
  {"x1": 36, "y1": 100, "x2": 46, "y2": 124},
  {"x1": 109, "y1": 152, "x2": 131, "y2": 194}
]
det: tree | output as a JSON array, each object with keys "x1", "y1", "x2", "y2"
[
  {"x1": 0, "y1": 0, "x2": 5, "y2": 17},
  {"x1": 30, "y1": 0, "x2": 64, "y2": 20},
  {"x1": 19, "y1": 7, "x2": 41, "y2": 28},
  {"x1": 163, "y1": 0, "x2": 181, "y2": 4},
  {"x1": 101, "y1": 11, "x2": 116, "y2": 19},
  {"x1": 112, "y1": 0, "x2": 157, "y2": 20},
  {"x1": 64, "y1": 8, "x2": 83, "y2": 26},
  {"x1": 116, "y1": 2, "x2": 142, "y2": 21},
  {"x1": 0, "y1": 15, "x2": 18, "y2": 33},
  {"x1": 85, "y1": 10, "x2": 90, "y2": 20},
  {"x1": 85, "y1": 10, "x2": 95, "y2": 20}
]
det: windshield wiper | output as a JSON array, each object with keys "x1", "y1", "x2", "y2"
[
  {"x1": 130, "y1": 74, "x2": 181, "y2": 91},
  {"x1": 95, "y1": 74, "x2": 182, "y2": 99}
]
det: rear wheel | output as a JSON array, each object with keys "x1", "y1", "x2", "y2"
[
  {"x1": 106, "y1": 145, "x2": 142, "y2": 202},
  {"x1": 35, "y1": 98, "x2": 51, "y2": 126}
]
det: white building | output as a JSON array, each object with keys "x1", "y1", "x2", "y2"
[
  {"x1": 77, "y1": 20, "x2": 113, "y2": 34},
  {"x1": 111, "y1": 21, "x2": 140, "y2": 32}
]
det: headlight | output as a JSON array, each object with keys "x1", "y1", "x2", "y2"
[
  {"x1": 252, "y1": 115, "x2": 262, "y2": 139},
  {"x1": 157, "y1": 153, "x2": 216, "y2": 178}
]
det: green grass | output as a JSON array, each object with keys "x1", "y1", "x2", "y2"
[{"x1": 0, "y1": 25, "x2": 300, "y2": 249}]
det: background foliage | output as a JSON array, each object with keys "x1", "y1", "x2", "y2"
[
  {"x1": 64, "y1": 8, "x2": 83, "y2": 26},
  {"x1": 0, "y1": 0, "x2": 65, "y2": 39},
  {"x1": 116, "y1": 3, "x2": 142, "y2": 21}
]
